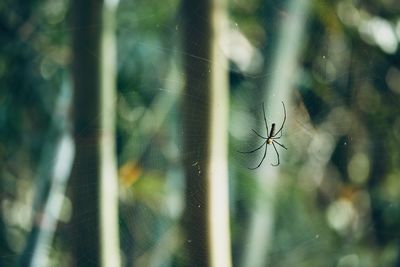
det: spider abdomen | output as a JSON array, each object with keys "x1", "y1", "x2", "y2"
[{"x1": 269, "y1": 123, "x2": 276, "y2": 137}]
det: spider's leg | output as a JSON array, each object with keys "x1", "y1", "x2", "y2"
[
  {"x1": 248, "y1": 142, "x2": 268, "y2": 170},
  {"x1": 238, "y1": 141, "x2": 266, "y2": 154},
  {"x1": 273, "y1": 140, "x2": 287, "y2": 150},
  {"x1": 275, "y1": 129, "x2": 283, "y2": 139},
  {"x1": 252, "y1": 129, "x2": 267, "y2": 139},
  {"x1": 262, "y1": 102, "x2": 269, "y2": 135},
  {"x1": 274, "y1": 101, "x2": 286, "y2": 137},
  {"x1": 271, "y1": 142, "x2": 280, "y2": 166}
]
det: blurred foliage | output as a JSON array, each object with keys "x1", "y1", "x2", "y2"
[
  {"x1": 1, "y1": 0, "x2": 400, "y2": 266},
  {"x1": 0, "y1": 0, "x2": 69, "y2": 265}
]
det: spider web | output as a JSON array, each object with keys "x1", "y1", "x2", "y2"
[{"x1": 3, "y1": 0, "x2": 398, "y2": 266}]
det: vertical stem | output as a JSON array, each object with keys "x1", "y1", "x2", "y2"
[
  {"x1": 181, "y1": 0, "x2": 231, "y2": 266},
  {"x1": 100, "y1": 1, "x2": 120, "y2": 266},
  {"x1": 181, "y1": 1, "x2": 212, "y2": 264},
  {"x1": 208, "y1": 1, "x2": 231, "y2": 266},
  {"x1": 70, "y1": 0, "x2": 120, "y2": 266},
  {"x1": 71, "y1": 0, "x2": 101, "y2": 265}
]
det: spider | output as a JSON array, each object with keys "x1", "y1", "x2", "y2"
[{"x1": 239, "y1": 101, "x2": 287, "y2": 169}]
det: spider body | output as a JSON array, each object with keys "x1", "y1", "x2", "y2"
[
  {"x1": 240, "y1": 102, "x2": 287, "y2": 169},
  {"x1": 267, "y1": 123, "x2": 276, "y2": 144}
]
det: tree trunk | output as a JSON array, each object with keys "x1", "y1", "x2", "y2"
[
  {"x1": 181, "y1": 0, "x2": 232, "y2": 266},
  {"x1": 70, "y1": 0, "x2": 120, "y2": 266}
]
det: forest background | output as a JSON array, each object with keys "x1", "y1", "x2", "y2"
[{"x1": 1, "y1": 0, "x2": 400, "y2": 266}]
